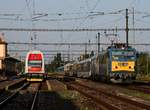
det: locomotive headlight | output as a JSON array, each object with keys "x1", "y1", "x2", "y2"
[
  {"x1": 129, "y1": 66, "x2": 131, "y2": 69},
  {"x1": 112, "y1": 66, "x2": 118, "y2": 69},
  {"x1": 129, "y1": 66, "x2": 134, "y2": 69}
]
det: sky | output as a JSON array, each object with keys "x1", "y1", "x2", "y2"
[{"x1": 0, "y1": 0, "x2": 150, "y2": 62}]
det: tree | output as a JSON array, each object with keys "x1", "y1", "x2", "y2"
[
  {"x1": 90, "y1": 50, "x2": 94, "y2": 57},
  {"x1": 48, "y1": 53, "x2": 64, "y2": 72},
  {"x1": 137, "y1": 52, "x2": 150, "y2": 75}
]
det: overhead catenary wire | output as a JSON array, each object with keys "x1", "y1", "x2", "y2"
[
  {"x1": 8, "y1": 49, "x2": 96, "y2": 52},
  {"x1": 7, "y1": 42, "x2": 150, "y2": 46},
  {"x1": 0, "y1": 27, "x2": 150, "y2": 32},
  {"x1": 0, "y1": 9, "x2": 150, "y2": 22}
]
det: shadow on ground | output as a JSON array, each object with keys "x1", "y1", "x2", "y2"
[{"x1": 36, "y1": 91, "x2": 79, "y2": 110}]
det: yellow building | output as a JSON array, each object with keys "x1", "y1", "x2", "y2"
[{"x1": 0, "y1": 36, "x2": 7, "y2": 70}]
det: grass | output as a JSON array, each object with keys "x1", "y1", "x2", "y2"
[
  {"x1": 119, "y1": 88, "x2": 150, "y2": 102},
  {"x1": 58, "y1": 90, "x2": 98, "y2": 110},
  {"x1": 136, "y1": 74, "x2": 150, "y2": 82}
]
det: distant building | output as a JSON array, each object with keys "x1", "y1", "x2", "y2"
[
  {"x1": 0, "y1": 34, "x2": 7, "y2": 71},
  {"x1": 0, "y1": 34, "x2": 21, "y2": 77},
  {"x1": 0, "y1": 35, "x2": 7, "y2": 58},
  {"x1": 3, "y1": 57, "x2": 21, "y2": 76}
]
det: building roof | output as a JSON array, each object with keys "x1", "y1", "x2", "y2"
[
  {"x1": 5, "y1": 57, "x2": 21, "y2": 62},
  {"x1": 0, "y1": 37, "x2": 7, "y2": 44}
]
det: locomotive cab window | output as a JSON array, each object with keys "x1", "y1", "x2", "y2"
[
  {"x1": 28, "y1": 60, "x2": 42, "y2": 67},
  {"x1": 111, "y1": 50, "x2": 136, "y2": 61}
]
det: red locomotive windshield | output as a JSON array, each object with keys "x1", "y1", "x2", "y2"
[
  {"x1": 28, "y1": 53, "x2": 43, "y2": 68},
  {"x1": 28, "y1": 54, "x2": 42, "y2": 60}
]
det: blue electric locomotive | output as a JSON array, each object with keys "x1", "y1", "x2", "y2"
[{"x1": 91, "y1": 43, "x2": 137, "y2": 83}]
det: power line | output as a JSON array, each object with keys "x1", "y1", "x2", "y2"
[
  {"x1": 0, "y1": 10, "x2": 149, "y2": 22},
  {"x1": 7, "y1": 42, "x2": 150, "y2": 46},
  {"x1": 10, "y1": 53, "x2": 81, "y2": 56},
  {"x1": 20, "y1": 56, "x2": 71, "y2": 58},
  {"x1": 1, "y1": 27, "x2": 150, "y2": 32},
  {"x1": 0, "y1": 14, "x2": 22, "y2": 16},
  {"x1": 8, "y1": 42, "x2": 108, "y2": 45},
  {"x1": 25, "y1": 0, "x2": 33, "y2": 19},
  {"x1": 8, "y1": 49, "x2": 94, "y2": 52}
]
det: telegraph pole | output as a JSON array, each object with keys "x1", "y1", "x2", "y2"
[
  {"x1": 68, "y1": 44, "x2": 70, "y2": 62},
  {"x1": 85, "y1": 42, "x2": 87, "y2": 55},
  {"x1": 98, "y1": 32, "x2": 100, "y2": 53},
  {"x1": 132, "y1": 7, "x2": 135, "y2": 45},
  {"x1": 126, "y1": 8, "x2": 129, "y2": 47}
]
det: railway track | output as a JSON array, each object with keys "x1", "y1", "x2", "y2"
[
  {"x1": 29, "y1": 81, "x2": 51, "y2": 110},
  {"x1": 0, "y1": 78, "x2": 26, "y2": 91},
  {"x1": 30, "y1": 83, "x2": 41, "y2": 110},
  {"x1": 0, "y1": 82, "x2": 42, "y2": 110},
  {"x1": 125, "y1": 85, "x2": 150, "y2": 94},
  {"x1": 55, "y1": 75, "x2": 150, "y2": 94},
  {"x1": 0, "y1": 79, "x2": 8, "y2": 83},
  {"x1": 66, "y1": 81, "x2": 150, "y2": 110},
  {"x1": 0, "y1": 82, "x2": 29, "y2": 108},
  {"x1": 133, "y1": 80, "x2": 150, "y2": 86},
  {"x1": 62, "y1": 75, "x2": 150, "y2": 94},
  {"x1": 127, "y1": 81, "x2": 150, "y2": 94}
]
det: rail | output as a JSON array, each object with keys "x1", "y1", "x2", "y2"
[
  {"x1": 0, "y1": 82, "x2": 29, "y2": 108},
  {"x1": 30, "y1": 83, "x2": 41, "y2": 110},
  {"x1": 67, "y1": 81, "x2": 150, "y2": 110},
  {"x1": 66, "y1": 82, "x2": 122, "y2": 110}
]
